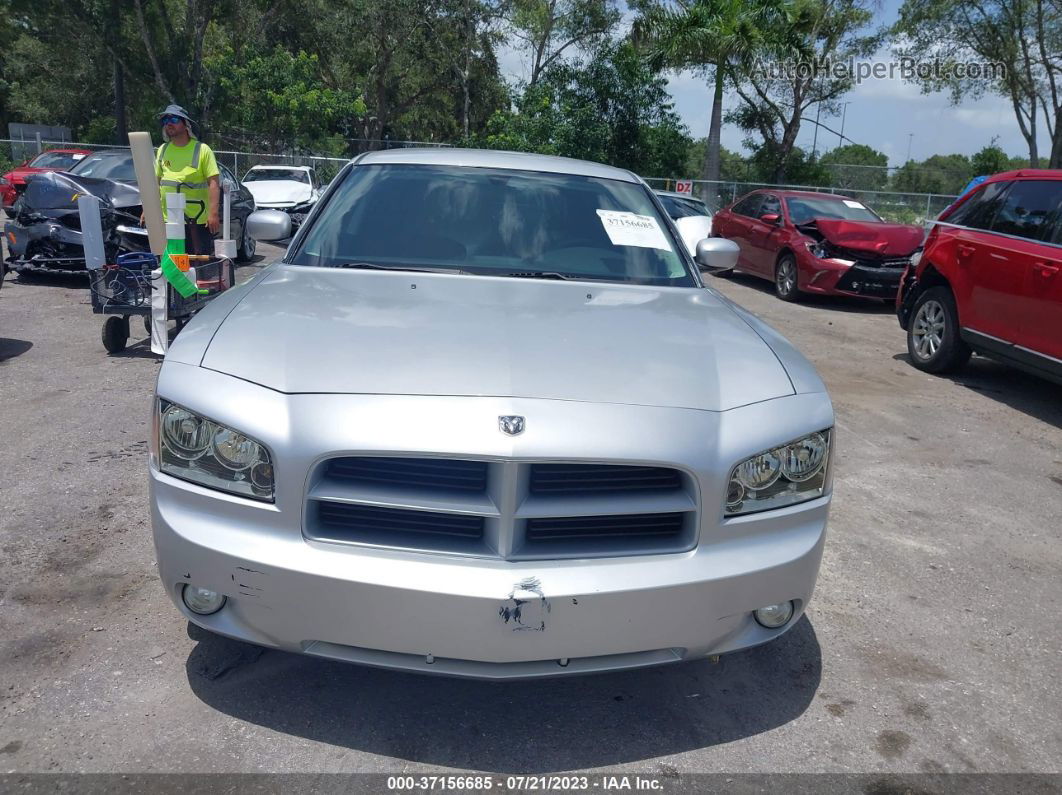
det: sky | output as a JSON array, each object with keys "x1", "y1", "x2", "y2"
[{"x1": 497, "y1": 0, "x2": 1047, "y2": 169}]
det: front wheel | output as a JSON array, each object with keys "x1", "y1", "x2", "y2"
[
  {"x1": 236, "y1": 219, "x2": 256, "y2": 263},
  {"x1": 774, "y1": 254, "x2": 801, "y2": 301},
  {"x1": 907, "y1": 286, "x2": 971, "y2": 373}
]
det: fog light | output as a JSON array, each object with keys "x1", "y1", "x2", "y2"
[
  {"x1": 182, "y1": 584, "x2": 226, "y2": 615},
  {"x1": 754, "y1": 601, "x2": 794, "y2": 629}
]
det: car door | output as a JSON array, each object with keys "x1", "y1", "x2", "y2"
[
  {"x1": 941, "y1": 179, "x2": 1030, "y2": 343},
  {"x1": 721, "y1": 194, "x2": 763, "y2": 270},
  {"x1": 745, "y1": 193, "x2": 784, "y2": 275},
  {"x1": 219, "y1": 164, "x2": 255, "y2": 238},
  {"x1": 1018, "y1": 182, "x2": 1062, "y2": 363}
]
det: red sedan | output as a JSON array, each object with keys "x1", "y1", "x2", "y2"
[
  {"x1": 1, "y1": 148, "x2": 93, "y2": 209},
  {"x1": 711, "y1": 189, "x2": 924, "y2": 301}
]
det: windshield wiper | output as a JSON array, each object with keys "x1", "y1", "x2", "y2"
[
  {"x1": 328, "y1": 261, "x2": 470, "y2": 275},
  {"x1": 498, "y1": 270, "x2": 575, "y2": 280}
]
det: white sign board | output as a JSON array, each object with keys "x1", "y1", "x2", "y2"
[
  {"x1": 675, "y1": 180, "x2": 694, "y2": 194},
  {"x1": 596, "y1": 210, "x2": 672, "y2": 251}
]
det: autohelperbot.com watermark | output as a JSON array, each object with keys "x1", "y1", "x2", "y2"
[{"x1": 752, "y1": 56, "x2": 1006, "y2": 84}]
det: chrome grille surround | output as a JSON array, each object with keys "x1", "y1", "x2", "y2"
[{"x1": 305, "y1": 457, "x2": 698, "y2": 560}]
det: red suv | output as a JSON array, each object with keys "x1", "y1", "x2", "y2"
[
  {"x1": 711, "y1": 189, "x2": 924, "y2": 301},
  {"x1": 898, "y1": 170, "x2": 1062, "y2": 385},
  {"x1": 1, "y1": 148, "x2": 93, "y2": 209}
]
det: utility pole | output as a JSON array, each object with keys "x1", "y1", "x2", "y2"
[
  {"x1": 812, "y1": 103, "x2": 822, "y2": 159},
  {"x1": 906, "y1": 133, "x2": 914, "y2": 163},
  {"x1": 838, "y1": 102, "x2": 852, "y2": 147}
]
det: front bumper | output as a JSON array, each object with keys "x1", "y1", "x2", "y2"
[
  {"x1": 801, "y1": 255, "x2": 906, "y2": 299},
  {"x1": 151, "y1": 367, "x2": 833, "y2": 679}
]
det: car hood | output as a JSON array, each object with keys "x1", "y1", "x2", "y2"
[
  {"x1": 197, "y1": 266, "x2": 797, "y2": 411},
  {"x1": 815, "y1": 219, "x2": 924, "y2": 256},
  {"x1": 244, "y1": 180, "x2": 314, "y2": 205},
  {"x1": 20, "y1": 171, "x2": 141, "y2": 210}
]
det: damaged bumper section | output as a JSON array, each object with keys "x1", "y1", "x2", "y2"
[{"x1": 151, "y1": 367, "x2": 833, "y2": 680}]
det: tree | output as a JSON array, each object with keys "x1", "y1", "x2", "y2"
[
  {"x1": 684, "y1": 140, "x2": 750, "y2": 180},
  {"x1": 727, "y1": 0, "x2": 881, "y2": 183},
  {"x1": 894, "y1": 0, "x2": 1062, "y2": 167},
  {"x1": 891, "y1": 153, "x2": 972, "y2": 194},
  {"x1": 970, "y1": 141, "x2": 1010, "y2": 175},
  {"x1": 634, "y1": 0, "x2": 789, "y2": 194},
  {"x1": 479, "y1": 41, "x2": 690, "y2": 174},
  {"x1": 818, "y1": 143, "x2": 888, "y2": 189},
  {"x1": 508, "y1": 0, "x2": 621, "y2": 86}
]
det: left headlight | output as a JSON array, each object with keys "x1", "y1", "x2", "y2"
[
  {"x1": 725, "y1": 430, "x2": 831, "y2": 516},
  {"x1": 157, "y1": 399, "x2": 274, "y2": 501}
]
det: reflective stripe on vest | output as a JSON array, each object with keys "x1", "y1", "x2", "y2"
[{"x1": 157, "y1": 140, "x2": 210, "y2": 223}]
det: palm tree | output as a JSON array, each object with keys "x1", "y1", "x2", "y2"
[{"x1": 635, "y1": 0, "x2": 792, "y2": 194}]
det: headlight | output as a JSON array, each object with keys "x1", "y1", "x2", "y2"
[
  {"x1": 157, "y1": 399, "x2": 274, "y2": 501},
  {"x1": 806, "y1": 241, "x2": 828, "y2": 259},
  {"x1": 725, "y1": 430, "x2": 831, "y2": 516}
]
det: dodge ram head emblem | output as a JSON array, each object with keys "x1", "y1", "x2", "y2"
[{"x1": 499, "y1": 416, "x2": 525, "y2": 436}]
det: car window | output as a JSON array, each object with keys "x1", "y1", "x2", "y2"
[
  {"x1": 245, "y1": 168, "x2": 309, "y2": 183},
  {"x1": 68, "y1": 153, "x2": 137, "y2": 182},
  {"x1": 759, "y1": 195, "x2": 781, "y2": 217},
  {"x1": 945, "y1": 180, "x2": 1011, "y2": 230},
  {"x1": 731, "y1": 194, "x2": 764, "y2": 218},
  {"x1": 29, "y1": 151, "x2": 86, "y2": 170},
  {"x1": 785, "y1": 196, "x2": 880, "y2": 224},
  {"x1": 989, "y1": 179, "x2": 1061, "y2": 241},
  {"x1": 219, "y1": 164, "x2": 239, "y2": 193},
  {"x1": 292, "y1": 164, "x2": 694, "y2": 286},
  {"x1": 658, "y1": 195, "x2": 703, "y2": 219}
]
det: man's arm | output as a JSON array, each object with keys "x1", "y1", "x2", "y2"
[{"x1": 206, "y1": 175, "x2": 221, "y2": 235}]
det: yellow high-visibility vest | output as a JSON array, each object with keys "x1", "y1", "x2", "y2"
[{"x1": 155, "y1": 138, "x2": 219, "y2": 224}]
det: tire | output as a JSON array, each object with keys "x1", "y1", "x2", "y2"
[
  {"x1": 143, "y1": 314, "x2": 152, "y2": 336},
  {"x1": 102, "y1": 316, "x2": 129, "y2": 354},
  {"x1": 907, "y1": 286, "x2": 971, "y2": 373},
  {"x1": 774, "y1": 254, "x2": 801, "y2": 301},
  {"x1": 236, "y1": 219, "x2": 256, "y2": 263}
]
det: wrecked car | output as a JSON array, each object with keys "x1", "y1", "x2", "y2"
[
  {"x1": 4, "y1": 150, "x2": 258, "y2": 274},
  {"x1": 711, "y1": 189, "x2": 924, "y2": 302},
  {"x1": 241, "y1": 165, "x2": 321, "y2": 231},
  {"x1": 151, "y1": 149, "x2": 835, "y2": 679},
  {"x1": 1, "y1": 147, "x2": 93, "y2": 209}
]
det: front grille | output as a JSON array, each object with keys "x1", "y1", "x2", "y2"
[
  {"x1": 837, "y1": 264, "x2": 905, "y2": 297},
  {"x1": 525, "y1": 512, "x2": 685, "y2": 541},
  {"x1": 326, "y1": 456, "x2": 488, "y2": 492},
  {"x1": 854, "y1": 256, "x2": 911, "y2": 270},
  {"x1": 306, "y1": 457, "x2": 696, "y2": 559},
  {"x1": 530, "y1": 464, "x2": 681, "y2": 494}
]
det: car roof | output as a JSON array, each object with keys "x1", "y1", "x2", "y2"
[
  {"x1": 743, "y1": 189, "x2": 857, "y2": 200},
  {"x1": 655, "y1": 190, "x2": 705, "y2": 201},
  {"x1": 981, "y1": 168, "x2": 1062, "y2": 183},
  {"x1": 355, "y1": 148, "x2": 639, "y2": 183},
  {"x1": 36, "y1": 148, "x2": 93, "y2": 155},
  {"x1": 82, "y1": 149, "x2": 131, "y2": 158},
  {"x1": 248, "y1": 164, "x2": 312, "y2": 171}
]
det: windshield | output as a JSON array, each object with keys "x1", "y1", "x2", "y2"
[
  {"x1": 786, "y1": 196, "x2": 881, "y2": 225},
  {"x1": 291, "y1": 164, "x2": 694, "y2": 286},
  {"x1": 69, "y1": 153, "x2": 137, "y2": 182},
  {"x1": 658, "y1": 194, "x2": 714, "y2": 219},
  {"x1": 245, "y1": 168, "x2": 309, "y2": 183},
  {"x1": 29, "y1": 151, "x2": 86, "y2": 170}
]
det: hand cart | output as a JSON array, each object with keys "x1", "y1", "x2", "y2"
[{"x1": 89, "y1": 251, "x2": 235, "y2": 353}]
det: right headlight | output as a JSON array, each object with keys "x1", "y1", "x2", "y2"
[
  {"x1": 725, "y1": 429, "x2": 831, "y2": 516},
  {"x1": 157, "y1": 399, "x2": 274, "y2": 501}
]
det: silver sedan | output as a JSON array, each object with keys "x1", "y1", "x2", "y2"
[{"x1": 150, "y1": 149, "x2": 834, "y2": 679}]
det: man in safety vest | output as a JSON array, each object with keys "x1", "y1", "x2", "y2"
[{"x1": 155, "y1": 104, "x2": 221, "y2": 255}]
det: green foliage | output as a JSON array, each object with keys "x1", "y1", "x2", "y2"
[
  {"x1": 970, "y1": 144, "x2": 1010, "y2": 177},
  {"x1": 818, "y1": 144, "x2": 889, "y2": 190},
  {"x1": 479, "y1": 42, "x2": 691, "y2": 174},
  {"x1": 890, "y1": 153, "x2": 972, "y2": 195}
]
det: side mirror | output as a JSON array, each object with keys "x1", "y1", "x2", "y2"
[
  {"x1": 760, "y1": 212, "x2": 781, "y2": 224},
  {"x1": 246, "y1": 209, "x2": 292, "y2": 241},
  {"x1": 695, "y1": 237, "x2": 740, "y2": 272}
]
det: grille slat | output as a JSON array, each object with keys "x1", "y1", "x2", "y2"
[
  {"x1": 327, "y1": 457, "x2": 488, "y2": 492},
  {"x1": 530, "y1": 464, "x2": 682, "y2": 494},
  {"x1": 316, "y1": 502, "x2": 485, "y2": 539},
  {"x1": 526, "y1": 513, "x2": 686, "y2": 542}
]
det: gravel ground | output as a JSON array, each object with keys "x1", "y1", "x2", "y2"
[{"x1": 0, "y1": 238, "x2": 1059, "y2": 777}]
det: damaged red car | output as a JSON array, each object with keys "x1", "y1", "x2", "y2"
[
  {"x1": 1, "y1": 148, "x2": 93, "y2": 209},
  {"x1": 711, "y1": 189, "x2": 924, "y2": 302}
]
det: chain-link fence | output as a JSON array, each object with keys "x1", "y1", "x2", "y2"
[
  {"x1": 645, "y1": 178, "x2": 957, "y2": 225},
  {"x1": 1, "y1": 138, "x2": 451, "y2": 186}
]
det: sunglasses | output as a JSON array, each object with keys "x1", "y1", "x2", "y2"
[{"x1": 161, "y1": 116, "x2": 184, "y2": 126}]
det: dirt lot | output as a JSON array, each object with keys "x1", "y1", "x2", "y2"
[{"x1": 0, "y1": 241, "x2": 1060, "y2": 777}]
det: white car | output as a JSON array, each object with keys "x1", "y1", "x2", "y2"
[{"x1": 241, "y1": 165, "x2": 321, "y2": 230}]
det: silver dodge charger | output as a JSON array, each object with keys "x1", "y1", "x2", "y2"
[{"x1": 150, "y1": 149, "x2": 834, "y2": 679}]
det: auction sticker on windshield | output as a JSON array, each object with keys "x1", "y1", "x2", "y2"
[
  {"x1": 596, "y1": 209, "x2": 671, "y2": 251},
  {"x1": 843, "y1": 200, "x2": 866, "y2": 209}
]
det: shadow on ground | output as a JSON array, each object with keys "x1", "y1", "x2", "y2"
[
  {"x1": 186, "y1": 617, "x2": 821, "y2": 772},
  {"x1": 0, "y1": 338, "x2": 33, "y2": 362},
  {"x1": 710, "y1": 271, "x2": 896, "y2": 314},
  {"x1": 892, "y1": 353, "x2": 1062, "y2": 428}
]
